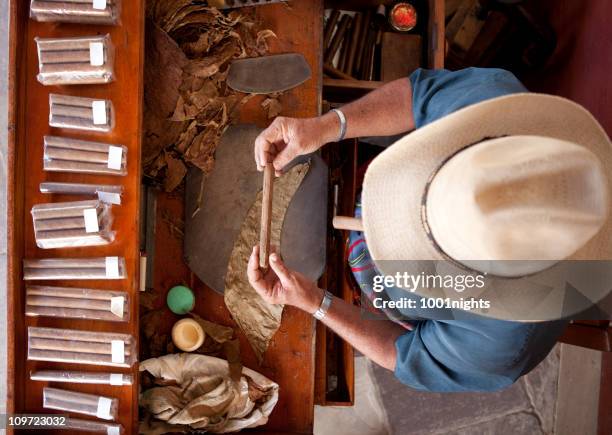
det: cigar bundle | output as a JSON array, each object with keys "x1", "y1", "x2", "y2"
[
  {"x1": 28, "y1": 326, "x2": 137, "y2": 367},
  {"x1": 42, "y1": 387, "x2": 119, "y2": 420},
  {"x1": 31, "y1": 370, "x2": 133, "y2": 386},
  {"x1": 61, "y1": 417, "x2": 124, "y2": 434},
  {"x1": 31, "y1": 200, "x2": 115, "y2": 249},
  {"x1": 30, "y1": 0, "x2": 121, "y2": 26},
  {"x1": 35, "y1": 34, "x2": 115, "y2": 85},
  {"x1": 23, "y1": 256, "x2": 127, "y2": 280},
  {"x1": 26, "y1": 285, "x2": 130, "y2": 322},
  {"x1": 49, "y1": 94, "x2": 115, "y2": 132},
  {"x1": 43, "y1": 136, "x2": 127, "y2": 176}
]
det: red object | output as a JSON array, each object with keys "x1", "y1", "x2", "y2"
[{"x1": 390, "y1": 2, "x2": 418, "y2": 32}]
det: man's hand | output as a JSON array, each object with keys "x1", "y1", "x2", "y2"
[
  {"x1": 247, "y1": 246, "x2": 324, "y2": 314},
  {"x1": 254, "y1": 114, "x2": 339, "y2": 176}
]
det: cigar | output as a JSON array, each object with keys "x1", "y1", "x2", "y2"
[
  {"x1": 27, "y1": 294, "x2": 120, "y2": 311},
  {"x1": 34, "y1": 216, "x2": 87, "y2": 231},
  {"x1": 49, "y1": 94, "x2": 98, "y2": 108},
  {"x1": 24, "y1": 268, "x2": 112, "y2": 280},
  {"x1": 44, "y1": 159, "x2": 125, "y2": 175},
  {"x1": 26, "y1": 305, "x2": 126, "y2": 321},
  {"x1": 29, "y1": 327, "x2": 134, "y2": 344},
  {"x1": 40, "y1": 182, "x2": 123, "y2": 196},
  {"x1": 44, "y1": 135, "x2": 124, "y2": 153},
  {"x1": 27, "y1": 285, "x2": 126, "y2": 301},
  {"x1": 62, "y1": 418, "x2": 123, "y2": 434},
  {"x1": 39, "y1": 50, "x2": 92, "y2": 64},
  {"x1": 39, "y1": 66, "x2": 113, "y2": 85},
  {"x1": 29, "y1": 338, "x2": 132, "y2": 356},
  {"x1": 24, "y1": 257, "x2": 108, "y2": 269},
  {"x1": 45, "y1": 146, "x2": 116, "y2": 164},
  {"x1": 49, "y1": 115, "x2": 112, "y2": 132},
  {"x1": 29, "y1": 348, "x2": 124, "y2": 365},
  {"x1": 43, "y1": 387, "x2": 118, "y2": 421},
  {"x1": 31, "y1": 370, "x2": 133, "y2": 385},
  {"x1": 36, "y1": 36, "x2": 110, "y2": 52},
  {"x1": 31, "y1": 200, "x2": 100, "y2": 219}
]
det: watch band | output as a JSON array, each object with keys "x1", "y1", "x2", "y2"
[
  {"x1": 331, "y1": 108, "x2": 347, "y2": 142},
  {"x1": 313, "y1": 290, "x2": 333, "y2": 320}
]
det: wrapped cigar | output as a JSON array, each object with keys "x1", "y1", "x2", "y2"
[
  {"x1": 23, "y1": 256, "x2": 127, "y2": 280},
  {"x1": 30, "y1": 0, "x2": 121, "y2": 26},
  {"x1": 43, "y1": 387, "x2": 119, "y2": 421},
  {"x1": 60, "y1": 417, "x2": 124, "y2": 434},
  {"x1": 43, "y1": 135, "x2": 127, "y2": 176},
  {"x1": 40, "y1": 181, "x2": 123, "y2": 196},
  {"x1": 31, "y1": 200, "x2": 115, "y2": 249},
  {"x1": 28, "y1": 326, "x2": 136, "y2": 367},
  {"x1": 26, "y1": 284, "x2": 129, "y2": 321},
  {"x1": 31, "y1": 370, "x2": 133, "y2": 386},
  {"x1": 35, "y1": 34, "x2": 115, "y2": 85},
  {"x1": 49, "y1": 94, "x2": 115, "y2": 132}
]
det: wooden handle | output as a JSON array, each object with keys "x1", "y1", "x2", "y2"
[
  {"x1": 333, "y1": 216, "x2": 363, "y2": 232},
  {"x1": 260, "y1": 165, "x2": 274, "y2": 269}
]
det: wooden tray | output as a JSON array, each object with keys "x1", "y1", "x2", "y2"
[{"x1": 7, "y1": 1, "x2": 144, "y2": 433}]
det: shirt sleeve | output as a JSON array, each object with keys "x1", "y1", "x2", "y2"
[
  {"x1": 393, "y1": 318, "x2": 566, "y2": 392},
  {"x1": 409, "y1": 67, "x2": 528, "y2": 128}
]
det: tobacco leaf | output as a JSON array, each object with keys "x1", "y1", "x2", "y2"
[
  {"x1": 164, "y1": 153, "x2": 188, "y2": 192},
  {"x1": 224, "y1": 163, "x2": 310, "y2": 362},
  {"x1": 261, "y1": 97, "x2": 282, "y2": 119}
]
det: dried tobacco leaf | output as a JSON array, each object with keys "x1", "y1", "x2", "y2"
[
  {"x1": 164, "y1": 153, "x2": 188, "y2": 192},
  {"x1": 261, "y1": 97, "x2": 282, "y2": 119}
]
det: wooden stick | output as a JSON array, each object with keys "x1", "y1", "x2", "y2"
[
  {"x1": 333, "y1": 216, "x2": 363, "y2": 232},
  {"x1": 338, "y1": 16, "x2": 353, "y2": 71},
  {"x1": 325, "y1": 14, "x2": 351, "y2": 64},
  {"x1": 259, "y1": 165, "x2": 274, "y2": 269},
  {"x1": 323, "y1": 9, "x2": 341, "y2": 49},
  {"x1": 346, "y1": 12, "x2": 363, "y2": 74},
  {"x1": 355, "y1": 10, "x2": 372, "y2": 77},
  {"x1": 324, "y1": 64, "x2": 355, "y2": 80}
]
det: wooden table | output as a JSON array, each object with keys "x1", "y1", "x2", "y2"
[{"x1": 150, "y1": 1, "x2": 323, "y2": 433}]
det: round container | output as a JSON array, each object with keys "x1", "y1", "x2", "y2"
[
  {"x1": 171, "y1": 318, "x2": 205, "y2": 352},
  {"x1": 166, "y1": 285, "x2": 195, "y2": 315},
  {"x1": 389, "y1": 2, "x2": 418, "y2": 32}
]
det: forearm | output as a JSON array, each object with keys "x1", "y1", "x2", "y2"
[
  {"x1": 318, "y1": 77, "x2": 415, "y2": 144},
  {"x1": 309, "y1": 291, "x2": 406, "y2": 371}
]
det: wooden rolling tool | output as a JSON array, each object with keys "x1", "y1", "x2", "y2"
[{"x1": 260, "y1": 165, "x2": 274, "y2": 269}]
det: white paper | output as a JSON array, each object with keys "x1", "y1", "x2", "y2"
[
  {"x1": 111, "y1": 340, "x2": 125, "y2": 364},
  {"x1": 83, "y1": 208, "x2": 99, "y2": 233},
  {"x1": 92, "y1": 100, "x2": 107, "y2": 125},
  {"x1": 98, "y1": 191, "x2": 122, "y2": 205},
  {"x1": 89, "y1": 42, "x2": 104, "y2": 66},
  {"x1": 105, "y1": 256, "x2": 120, "y2": 278},
  {"x1": 110, "y1": 296, "x2": 125, "y2": 318},
  {"x1": 93, "y1": 0, "x2": 107, "y2": 10},
  {"x1": 107, "y1": 146, "x2": 123, "y2": 170},
  {"x1": 109, "y1": 373, "x2": 123, "y2": 386},
  {"x1": 107, "y1": 426, "x2": 120, "y2": 435},
  {"x1": 96, "y1": 397, "x2": 113, "y2": 420}
]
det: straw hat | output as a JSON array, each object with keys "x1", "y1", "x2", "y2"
[{"x1": 360, "y1": 93, "x2": 612, "y2": 320}]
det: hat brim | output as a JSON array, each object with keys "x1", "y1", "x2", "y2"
[{"x1": 361, "y1": 93, "x2": 612, "y2": 319}]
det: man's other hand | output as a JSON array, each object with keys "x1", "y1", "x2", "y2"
[{"x1": 247, "y1": 245, "x2": 324, "y2": 314}]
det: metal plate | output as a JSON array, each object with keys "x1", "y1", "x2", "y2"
[
  {"x1": 184, "y1": 124, "x2": 327, "y2": 294},
  {"x1": 227, "y1": 53, "x2": 312, "y2": 94}
]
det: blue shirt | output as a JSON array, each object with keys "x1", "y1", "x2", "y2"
[{"x1": 349, "y1": 68, "x2": 568, "y2": 392}]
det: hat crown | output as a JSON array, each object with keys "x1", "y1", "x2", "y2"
[{"x1": 426, "y1": 136, "x2": 609, "y2": 276}]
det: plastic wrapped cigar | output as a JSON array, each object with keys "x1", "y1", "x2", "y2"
[
  {"x1": 59, "y1": 417, "x2": 124, "y2": 434},
  {"x1": 23, "y1": 256, "x2": 127, "y2": 280},
  {"x1": 31, "y1": 370, "x2": 133, "y2": 386},
  {"x1": 35, "y1": 34, "x2": 115, "y2": 85},
  {"x1": 49, "y1": 94, "x2": 115, "y2": 132},
  {"x1": 43, "y1": 387, "x2": 119, "y2": 420},
  {"x1": 31, "y1": 200, "x2": 115, "y2": 249},
  {"x1": 30, "y1": 0, "x2": 121, "y2": 26},
  {"x1": 26, "y1": 285, "x2": 129, "y2": 322},
  {"x1": 43, "y1": 136, "x2": 127, "y2": 176},
  {"x1": 28, "y1": 326, "x2": 137, "y2": 367},
  {"x1": 40, "y1": 182, "x2": 123, "y2": 196}
]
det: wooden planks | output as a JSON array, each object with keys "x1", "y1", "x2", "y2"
[{"x1": 7, "y1": 1, "x2": 144, "y2": 433}]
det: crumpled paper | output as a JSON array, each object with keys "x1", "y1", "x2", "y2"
[
  {"x1": 224, "y1": 163, "x2": 310, "y2": 362},
  {"x1": 139, "y1": 353, "x2": 279, "y2": 433},
  {"x1": 144, "y1": 1, "x2": 277, "y2": 191}
]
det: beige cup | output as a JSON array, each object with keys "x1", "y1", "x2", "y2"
[{"x1": 171, "y1": 318, "x2": 205, "y2": 352}]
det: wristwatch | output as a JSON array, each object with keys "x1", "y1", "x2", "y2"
[{"x1": 313, "y1": 290, "x2": 333, "y2": 320}]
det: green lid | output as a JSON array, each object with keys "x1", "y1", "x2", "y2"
[{"x1": 166, "y1": 285, "x2": 195, "y2": 315}]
